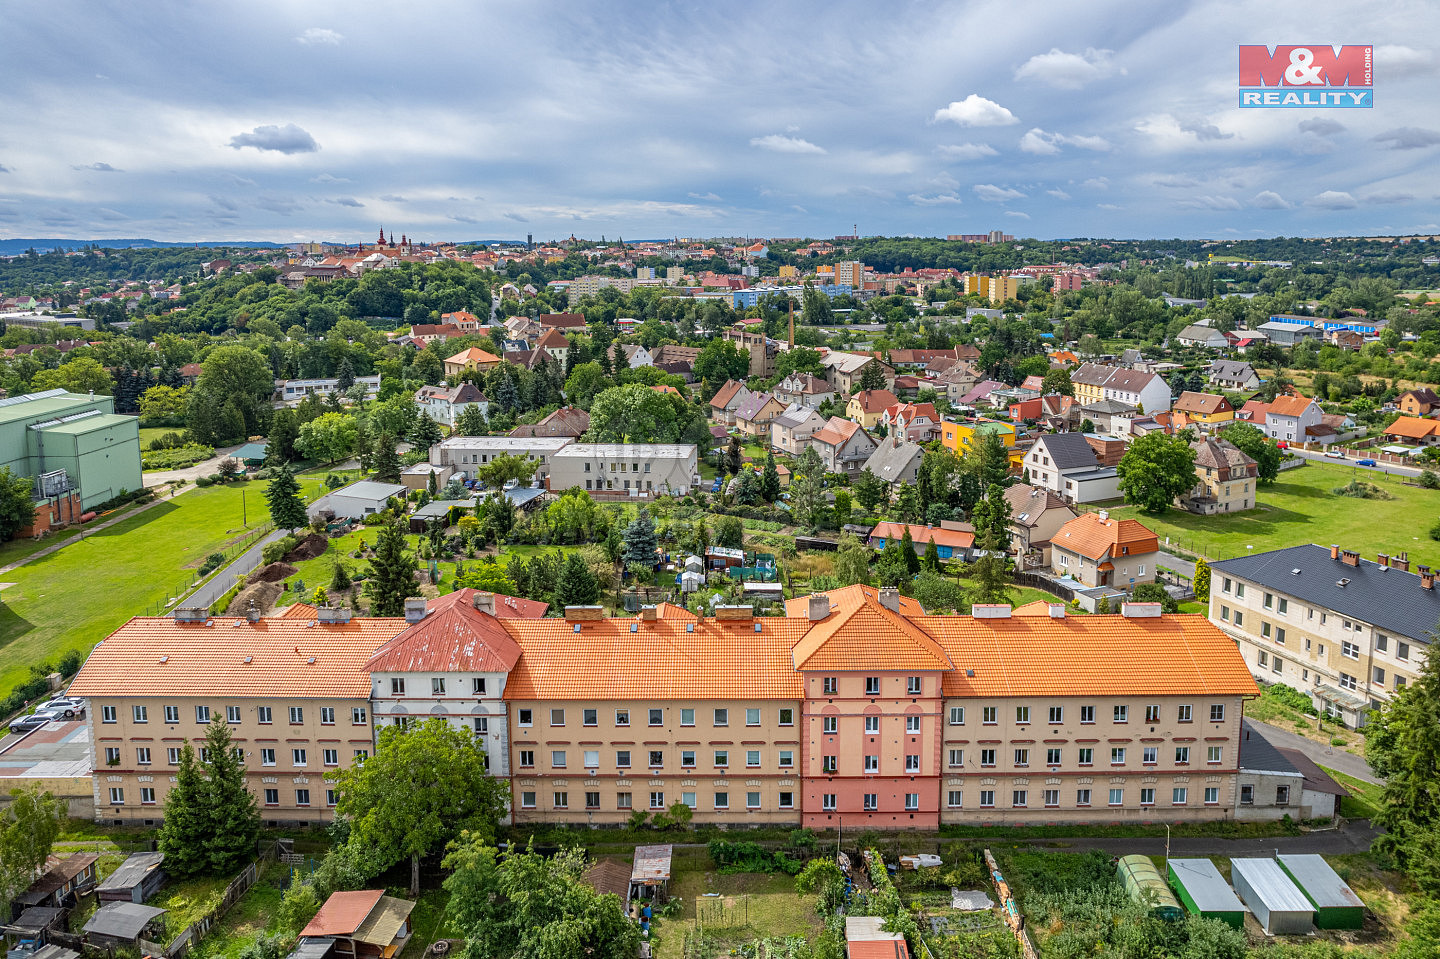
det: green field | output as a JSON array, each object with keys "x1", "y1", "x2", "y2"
[{"x1": 1105, "y1": 461, "x2": 1440, "y2": 565}]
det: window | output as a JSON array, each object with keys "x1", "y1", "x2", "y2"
[
  {"x1": 324, "y1": 749, "x2": 339, "y2": 766},
  {"x1": 651, "y1": 750, "x2": 667, "y2": 767},
  {"x1": 1080, "y1": 705, "x2": 1095, "y2": 724},
  {"x1": 1273, "y1": 656, "x2": 1283, "y2": 675},
  {"x1": 1143, "y1": 746, "x2": 1158, "y2": 765},
  {"x1": 713, "y1": 708, "x2": 728, "y2": 726},
  {"x1": 473, "y1": 677, "x2": 487, "y2": 696},
  {"x1": 865, "y1": 793, "x2": 879, "y2": 811},
  {"x1": 263, "y1": 789, "x2": 278, "y2": 806},
  {"x1": 518, "y1": 709, "x2": 532, "y2": 727},
  {"x1": 980, "y1": 790, "x2": 995, "y2": 808},
  {"x1": 1209, "y1": 704, "x2": 1226, "y2": 722},
  {"x1": 293, "y1": 748, "x2": 307, "y2": 766},
  {"x1": 1234, "y1": 611, "x2": 1243, "y2": 626},
  {"x1": 865, "y1": 677, "x2": 880, "y2": 695},
  {"x1": 1013, "y1": 748, "x2": 1029, "y2": 767},
  {"x1": 1048, "y1": 706, "x2": 1063, "y2": 724},
  {"x1": 167, "y1": 747, "x2": 181, "y2": 764},
  {"x1": 1109, "y1": 788, "x2": 1124, "y2": 806},
  {"x1": 616, "y1": 750, "x2": 630, "y2": 768},
  {"x1": 291, "y1": 788, "x2": 310, "y2": 807},
  {"x1": 1111, "y1": 747, "x2": 1126, "y2": 765},
  {"x1": 135, "y1": 747, "x2": 152, "y2": 764},
  {"x1": 1113, "y1": 705, "x2": 1128, "y2": 723},
  {"x1": 1221, "y1": 605, "x2": 1231, "y2": 622},
  {"x1": 1223, "y1": 577, "x2": 1232, "y2": 593},
  {"x1": 140, "y1": 787, "x2": 155, "y2": 805},
  {"x1": 320, "y1": 706, "x2": 335, "y2": 725},
  {"x1": 164, "y1": 705, "x2": 179, "y2": 724},
  {"x1": 584, "y1": 750, "x2": 600, "y2": 768},
  {"x1": 391, "y1": 678, "x2": 406, "y2": 696},
  {"x1": 1342, "y1": 640, "x2": 1360, "y2": 660},
  {"x1": 1373, "y1": 666, "x2": 1387, "y2": 685},
  {"x1": 1172, "y1": 787, "x2": 1188, "y2": 805},
  {"x1": 1278, "y1": 597, "x2": 1288, "y2": 614},
  {"x1": 432, "y1": 678, "x2": 447, "y2": 696},
  {"x1": 949, "y1": 706, "x2": 965, "y2": 725},
  {"x1": 747, "y1": 750, "x2": 761, "y2": 767},
  {"x1": 948, "y1": 749, "x2": 965, "y2": 768},
  {"x1": 650, "y1": 792, "x2": 665, "y2": 809},
  {"x1": 1264, "y1": 591, "x2": 1273, "y2": 610},
  {"x1": 714, "y1": 792, "x2": 729, "y2": 809},
  {"x1": 261, "y1": 748, "x2": 276, "y2": 766},
  {"x1": 905, "y1": 715, "x2": 921, "y2": 733},
  {"x1": 650, "y1": 708, "x2": 664, "y2": 726},
  {"x1": 907, "y1": 676, "x2": 922, "y2": 695},
  {"x1": 823, "y1": 677, "x2": 838, "y2": 694},
  {"x1": 1144, "y1": 704, "x2": 1160, "y2": 723},
  {"x1": 353, "y1": 748, "x2": 367, "y2": 762},
  {"x1": 1235, "y1": 583, "x2": 1245, "y2": 598},
  {"x1": 905, "y1": 793, "x2": 920, "y2": 811},
  {"x1": 1012, "y1": 790, "x2": 1027, "y2": 808},
  {"x1": 586, "y1": 791, "x2": 601, "y2": 810},
  {"x1": 288, "y1": 706, "x2": 303, "y2": 724},
  {"x1": 132, "y1": 705, "x2": 148, "y2": 723},
  {"x1": 1175, "y1": 746, "x2": 1191, "y2": 764},
  {"x1": 822, "y1": 755, "x2": 838, "y2": 773},
  {"x1": 1399, "y1": 642, "x2": 1411, "y2": 661},
  {"x1": 745, "y1": 708, "x2": 760, "y2": 726},
  {"x1": 552, "y1": 792, "x2": 568, "y2": 809},
  {"x1": 580, "y1": 708, "x2": 597, "y2": 727},
  {"x1": 864, "y1": 715, "x2": 880, "y2": 734},
  {"x1": 1016, "y1": 705, "x2": 1031, "y2": 724},
  {"x1": 232, "y1": 746, "x2": 243, "y2": 762},
  {"x1": 195, "y1": 705, "x2": 210, "y2": 723},
  {"x1": 1340, "y1": 672, "x2": 1358, "y2": 691},
  {"x1": 823, "y1": 716, "x2": 838, "y2": 733},
  {"x1": 518, "y1": 749, "x2": 535, "y2": 768},
  {"x1": 614, "y1": 708, "x2": 630, "y2": 726},
  {"x1": 779, "y1": 708, "x2": 794, "y2": 726},
  {"x1": 747, "y1": 791, "x2": 761, "y2": 809},
  {"x1": 905, "y1": 754, "x2": 920, "y2": 772},
  {"x1": 521, "y1": 792, "x2": 536, "y2": 809},
  {"x1": 1177, "y1": 704, "x2": 1192, "y2": 723},
  {"x1": 978, "y1": 705, "x2": 997, "y2": 725},
  {"x1": 864, "y1": 755, "x2": 879, "y2": 773},
  {"x1": 1077, "y1": 788, "x2": 1092, "y2": 806},
  {"x1": 1078, "y1": 747, "x2": 1093, "y2": 765},
  {"x1": 353, "y1": 707, "x2": 368, "y2": 725},
  {"x1": 1276, "y1": 628, "x2": 1286, "y2": 645},
  {"x1": 981, "y1": 749, "x2": 996, "y2": 767},
  {"x1": 1397, "y1": 675, "x2": 1408, "y2": 689},
  {"x1": 199, "y1": 748, "x2": 211, "y2": 762},
  {"x1": 779, "y1": 749, "x2": 794, "y2": 768},
  {"x1": 1044, "y1": 789, "x2": 1059, "y2": 807},
  {"x1": 1138, "y1": 787, "x2": 1155, "y2": 805},
  {"x1": 822, "y1": 794, "x2": 837, "y2": 811},
  {"x1": 678, "y1": 749, "x2": 696, "y2": 768},
  {"x1": 1046, "y1": 748, "x2": 1061, "y2": 765},
  {"x1": 326, "y1": 789, "x2": 337, "y2": 807},
  {"x1": 713, "y1": 749, "x2": 728, "y2": 767},
  {"x1": 550, "y1": 708, "x2": 565, "y2": 726}
]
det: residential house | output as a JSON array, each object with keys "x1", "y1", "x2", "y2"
[
  {"x1": 510, "y1": 406, "x2": 591, "y2": 439},
  {"x1": 1022, "y1": 432, "x2": 1120, "y2": 504},
  {"x1": 440, "y1": 310, "x2": 484, "y2": 333},
  {"x1": 809, "y1": 417, "x2": 877, "y2": 477},
  {"x1": 1180, "y1": 438, "x2": 1257, "y2": 514},
  {"x1": 733, "y1": 391, "x2": 787, "y2": 439},
  {"x1": 939, "y1": 418, "x2": 1015, "y2": 457},
  {"x1": 1050, "y1": 511, "x2": 1160, "y2": 591},
  {"x1": 1326, "y1": 329, "x2": 1366, "y2": 351},
  {"x1": 609, "y1": 342, "x2": 654, "y2": 369},
  {"x1": 1383, "y1": 416, "x2": 1440, "y2": 447},
  {"x1": 707, "y1": 379, "x2": 751, "y2": 426},
  {"x1": 956, "y1": 380, "x2": 1009, "y2": 408},
  {"x1": 934, "y1": 363, "x2": 983, "y2": 403},
  {"x1": 1263, "y1": 394, "x2": 1323, "y2": 444},
  {"x1": 821, "y1": 351, "x2": 893, "y2": 394},
  {"x1": 847, "y1": 389, "x2": 900, "y2": 429},
  {"x1": 274, "y1": 376, "x2": 382, "y2": 403},
  {"x1": 1009, "y1": 394, "x2": 1076, "y2": 425},
  {"x1": 879, "y1": 402, "x2": 939, "y2": 442},
  {"x1": 548, "y1": 444, "x2": 700, "y2": 498},
  {"x1": 1069, "y1": 363, "x2": 1172, "y2": 413},
  {"x1": 409, "y1": 323, "x2": 465, "y2": 345},
  {"x1": 652, "y1": 344, "x2": 701, "y2": 380},
  {"x1": 178, "y1": 363, "x2": 203, "y2": 386},
  {"x1": 1210, "y1": 544, "x2": 1437, "y2": 726},
  {"x1": 774, "y1": 373, "x2": 835, "y2": 409},
  {"x1": 443, "y1": 347, "x2": 501, "y2": 378},
  {"x1": 414, "y1": 383, "x2": 488, "y2": 427},
  {"x1": 770, "y1": 404, "x2": 826, "y2": 456},
  {"x1": 1208, "y1": 360, "x2": 1261, "y2": 391},
  {"x1": 1177, "y1": 324, "x2": 1229, "y2": 349},
  {"x1": 1397, "y1": 389, "x2": 1440, "y2": 417},
  {"x1": 1172, "y1": 391, "x2": 1235, "y2": 431},
  {"x1": 861, "y1": 437, "x2": 925, "y2": 491},
  {"x1": 538, "y1": 312, "x2": 586, "y2": 331},
  {"x1": 867, "y1": 522, "x2": 974, "y2": 561},
  {"x1": 534, "y1": 328, "x2": 571, "y2": 366},
  {"x1": 1003, "y1": 484, "x2": 1077, "y2": 569}
]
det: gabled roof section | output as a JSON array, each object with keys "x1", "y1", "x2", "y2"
[
  {"x1": 1269, "y1": 393, "x2": 1316, "y2": 417},
  {"x1": 1174, "y1": 391, "x2": 1231, "y2": 415},
  {"x1": 788, "y1": 584, "x2": 953, "y2": 672},
  {"x1": 364, "y1": 590, "x2": 543, "y2": 673},
  {"x1": 1052, "y1": 512, "x2": 1159, "y2": 561},
  {"x1": 851, "y1": 389, "x2": 899, "y2": 414},
  {"x1": 708, "y1": 379, "x2": 745, "y2": 410}
]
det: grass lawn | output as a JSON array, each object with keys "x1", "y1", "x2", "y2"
[
  {"x1": 198, "y1": 862, "x2": 291, "y2": 959},
  {"x1": 652, "y1": 857, "x2": 821, "y2": 959},
  {"x1": 1105, "y1": 461, "x2": 1440, "y2": 565},
  {"x1": 1244, "y1": 690, "x2": 1364, "y2": 754},
  {"x1": 1323, "y1": 767, "x2": 1386, "y2": 820},
  {"x1": 0, "y1": 481, "x2": 276, "y2": 699},
  {"x1": 152, "y1": 875, "x2": 231, "y2": 944},
  {"x1": 138, "y1": 426, "x2": 185, "y2": 450}
]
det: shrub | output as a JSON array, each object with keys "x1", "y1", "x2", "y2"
[
  {"x1": 1262, "y1": 683, "x2": 1318, "y2": 715},
  {"x1": 141, "y1": 443, "x2": 215, "y2": 470},
  {"x1": 1330, "y1": 736, "x2": 1346, "y2": 746},
  {"x1": 198, "y1": 552, "x2": 227, "y2": 575},
  {"x1": 262, "y1": 535, "x2": 299, "y2": 565},
  {"x1": 1422, "y1": 470, "x2": 1440, "y2": 489},
  {"x1": 216, "y1": 458, "x2": 241, "y2": 480},
  {"x1": 195, "y1": 477, "x2": 213, "y2": 488},
  {"x1": 1331, "y1": 481, "x2": 1392, "y2": 500},
  {"x1": 1430, "y1": 517, "x2": 1440, "y2": 542},
  {"x1": 58, "y1": 649, "x2": 84, "y2": 676},
  {"x1": 361, "y1": 512, "x2": 389, "y2": 526}
]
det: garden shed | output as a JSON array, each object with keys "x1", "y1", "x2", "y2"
[
  {"x1": 845, "y1": 916, "x2": 910, "y2": 958},
  {"x1": 82, "y1": 903, "x2": 166, "y2": 948},
  {"x1": 628, "y1": 845, "x2": 673, "y2": 902},
  {"x1": 407, "y1": 499, "x2": 475, "y2": 534},
  {"x1": 96, "y1": 852, "x2": 166, "y2": 904},
  {"x1": 1115, "y1": 855, "x2": 1183, "y2": 919},
  {"x1": 1276, "y1": 854, "x2": 1364, "y2": 930},
  {"x1": 1230, "y1": 858, "x2": 1314, "y2": 935},
  {"x1": 312, "y1": 480, "x2": 407, "y2": 521},
  {"x1": 14, "y1": 855, "x2": 97, "y2": 913},
  {"x1": 1166, "y1": 858, "x2": 1246, "y2": 929}
]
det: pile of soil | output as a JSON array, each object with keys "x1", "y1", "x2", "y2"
[
  {"x1": 248, "y1": 561, "x2": 298, "y2": 585},
  {"x1": 227, "y1": 580, "x2": 283, "y2": 616},
  {"x1": 284, "y1": 533, "x2": 330, "y2": 562}
]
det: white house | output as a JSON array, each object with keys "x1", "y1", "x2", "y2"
[
  {"x1": 1263, "y1": 394, "x2": 1324, "y2": 443},
  {"x1": 415, "y1": 383, "x2": 489, "y2": 427},
  {"x1": 1022, "y1": 432, "x2": 1121, "y2": 505}
]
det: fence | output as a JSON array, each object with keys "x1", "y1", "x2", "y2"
[
  {"x1": 142, "y1": 520, "x2": 275, "y2": 616},
  {"x1": 1013, "y1": 570, "x2": 1074, "y2": 603},
  {"x1": 157, "y1": 841, "x2": 281, "y2": 959}
]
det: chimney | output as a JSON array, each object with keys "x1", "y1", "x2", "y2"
[
  {"x1": 471, "y1": 591, "x2": 496, "y2": 615},
  {"x1": 715, "y1": 605, "x2": 754, "y2": 621},
  {"x1": 1122, "y1": 602, "x2": 1164, "y2": 618},
  {"x1": 1097, "y1": 509, "x2": 1109, "y2": 522},
  {"x1": 1341, "y1": 550, "x2": 1360, "y2": 568},
  {"x1": 640, "y1": 605, "x2": 658, "y2": 621},
  {"x1": 1330, "y1": 544, "x2": 1340, "y2": 560},
  {"x1": 1394, "y1": 553, "x2": 1411, "y2": 572},
  {"x1": 1378, "y1": 553, "x2": 1390, "y2": 568},
  {"x1": 808, "y1": 593, "x2": 832, "y2": 621},
  {"x1": 318, "y1": 608, "x2": 352, "y2": 624},
  {"x1": 1421, "y1": 566, "x2": 1434, "y2": 591},
  {"x1": 246, "y1": 601, "x2": 261, "y2": 623},
  {"x1": 878, "y1": 587, "x2": 901, "y2": 612},
  {"x1": 564, "y1": 605, "x2": 605, "y2": 621},
  {"x1": 972, "y1": 604, "x2": 1012, "y2": 619},
  {"x1": 404, "y1": 597, "x2": 428, "y2": 624},
  {"x1": 1047, "y1": 603, "x2": 1066, "y2": 618}
]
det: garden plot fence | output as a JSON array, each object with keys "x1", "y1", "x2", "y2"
[{"x1": 143, "y1": 840, "x2": 281, "y2": 959}]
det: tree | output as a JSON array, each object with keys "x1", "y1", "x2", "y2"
[
  {"x1": 760, "y1": 453, "x2": 781, "y2": 502},
  {"x1": 970, "y1": 483, "x2": 1012, "y2": 552},
  {"x1": 1369, "y1": 630, "x2": 1440, "y2": 890},
  {"x1": 200, "y1": 716, "x2": 261, "y2": 875},
  {"x1": 157, "y1": 743, "x2": 209, "y2": 877},
  {"x1": 365, "y1": 521, "x2": 419, "y2": 616},
  {"x1": 188, "y1": 345, "x2": 274, "y2": 444},
  {"x1": 409, "y1": 411, "x2": 443, "y2": 451},
  {"x1": 922, "y1": 536, "x2": 942, "y2": 572},
  {"x1": 298, "y1": 412, "x2": 358, "y2": 465},
  {"x1": 833, "y1": 534, "x2": 871, "y2": 586},
  {"x1": 692, "y1": 339, "x2": 750, "y2": 384},
  {"x1": 484, "y1": 492, "x2": 518, "y2": 539},
  {"x1": 1193, "y1": 556, "x2": 1211, "y2": 597},
  {"x1": 0, "y1": 468, "x2": 35, "y2": 543},
  {"x1": 334, "y1": 357, "x2": 356, "y2": 393},
  {"x1": 478, "y1": 453, "x2": 538, "y2": 489},
  {"x1": 1117, "y1": 432, "x2": 1198, "y2": 514},
  {"x1": 1217, "y1": 422, "x2": 1281, "y2": 484},
  {"x1": 1131, "y1": 582, "x2": 1179, "y2": 612},
  {"x1": 332, "y1": 719, "x2": 508, "y2": 896},
  {"x1": 138, "y1": 384, "x2": 189, "y2": 421},
  {"x1": 714, "y1": 515, "x2": 744, "y2": 549},
  {"x1": 330, "y1": 560, "x2": 352, "y2": 592},
  {"x1": 790, "y1": 447, "x2": 826, "y2": 530},
  {"x1": 1079, "y1": 417, "x2": 1095, "y2": 434},
  {"x1": 724, "y1": 436, "x2": 743, "y2": 476},
  {"x1": 0, "y1": 785, "x2": 65, "y2": 916},
  {"x1": 731, "y1": 469, "x2": 761, "y2": 504},
  {"x1": 554, "y1": 551, "x2": 600, "y2": 607},
  {"x1": 874, "y1": 541, "x2": 911, "y2": 588},
  {"x1": 562, "y1": 362, "x2": 611, "y2": 410},
  {"x1": 371, "y1": 433, "x2": 402, "y2": 484},
  {"x1": 443, "y1": 837, "x2": 639, "y2": 959},
  {"x1": 587, "y1": 383, "x2": 690, "y2": 443},
  {"x1": 264, "y1": 465, "x2": 308, "y2": 532},
  {"x1": 969, "y1": 527, "x2": 1013, "y2": 605},
  {"x1": 1040, "y1": 367, "x2": 1073, "y2": 396},
  {"x1": 859, "y1": 359, "x2": 887, "y2": 392},
  {"x1": 972, "y1": 431, "x2": 1011, "y2": 490},
  {"x1": 900, "y1": 525, "x2": 921, "y2": 575},
  {"x1": 31, "y1": 356, "x2": 114, "y2": 395},
  {"x1": 267, "y1": 408, "x2": 300, "y2": 463},
  {"x1": 457, "y1": 560, "x2": 517, "y2": 595},
  {"x1": 620, "y1": 509, "x2": 659, "y2": 576},
  {"x1": 453, "y1": 404, "x2": 488, "y2": 436},
  {"x1": 853, "y1": 468, "x2": 885, "y2": 511},
  {"x1": 912, "y1": 570, "x2": 966, "y2": 612}
]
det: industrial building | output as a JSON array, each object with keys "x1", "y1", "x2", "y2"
[{"x1": 0, "y1": 389, "x2": 142, "y2": 513}]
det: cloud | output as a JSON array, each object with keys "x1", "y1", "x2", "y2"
[
  {"x1": 1045, "y1": 188, "x2": 1071, "y2": 200},
  {"x1": 379, "y1": 194, "x2": 406, "y2": 203},
  {"x1": 222, "y1": 172, "x2": 257, "y2": 187},
  {"x1": 1377, "y1": 44, "x2": 1436, "y2": 78},
  {"x1": 1182, "y1": 195, "x2": 1242, "y2": 211},
  {"x1": 1019, "y1": 128, "x2": 1112, "y2": 155},
  {"x1": 1363, "y1": 192, "x2": 1415, "y2": 205},
  {"x1": 448, "y1": 213, "x2": 479, "y2": 224},
  {"x1": 1082, "y1": 177, "x2": 1109, "y2": 190},
  {"x1": 1178, "y1": 118, "x2": 1233, "y2": 141},
  {"x1": 1013, "y1": 47, "x2": 1119, "y2": 89},
  {"x1": 296, "y1": 28, "x2": 343, "y2": 45},
  {"x1": 310, "y1": 173, "x2": 349, "y2": 183},
  {"x1": 749, "y1": 134, "x2": 826, "y2": 154},
  {"x1": 1298, "y1": 118, "x2": 1344, "y2": 137},
  {"x1": 933, "y1": 95, "x2": 1018, "y2": 127},
  {"x1": 96, "y1": 208, "x2": 127, "y2": 220},
  {"x1": 936, "y1": 143, "x2": 998, "y2": 160},
  {"x1": 208, "y1": 194, "x2": 239, "y2": 211},
  {"x1": 973, "y1": 183, "x2": 1025, "y2": 202},
  {"x1": 1373, "y1": 127, "x2": 1440, "y2": 150},
  {"x1": 72, "y1": 162, "x2": 122, "y2": 172},
  {"x1": 907, "y1": 192, "x2": 963, "y2": 206},
  {"x1": 228, "y1": 123, "x2": 320, "y2": 154},
  {"x1": 1306, "y1": 190, "x2": 1358, "y2": 210},
  {"x1": 1004, "y1": 211, "x2": 1030, "y2": 219},
  {"x1": 255, "y1": 194, "x2": 301, "y2": 215},
  {"x1": 329, "y1": 197, "x2": 363, "y2": 207},
  {"x1": 502, "y1": 211, "x2": 529, "y2": 222},
  {"x1": 0, "y1": 164, "x2": 9, "y2": 173},
  {"x1": 1251, "y1": 190, "x2": 1290, "y2": 209},
  {"x1": 1151, "y1": 174, "x2": 1197, "y2": 189},
  {"x1": 687, "y1": 192, "x2": 722, "y2": 201},
  {"x1": 1096, "y1": 203, "x2": 1121, "y2": 210}
]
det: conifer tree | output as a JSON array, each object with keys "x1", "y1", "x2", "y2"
[
  {"x1": 200, "y1": 716, "x2": 260, "y2": 875},
  {"x1": 372, "y1": 433, "x2": 402, "y2": 484},
  {"x1": 365, "y1": 521, "x2": 419, "y2": 616},
  {"x1": 158, "y1": 743, "x2": 209, "y2": 877},
  {"x1": 264, "y1": 465, "x2": 308, "y2": 532}
]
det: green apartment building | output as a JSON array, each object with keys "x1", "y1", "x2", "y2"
[{"x1": 0, "y1": 390, "x2": 143, "y2": 511}]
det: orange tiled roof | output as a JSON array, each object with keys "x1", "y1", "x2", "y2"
[
  {"x1": 1052, "y1": 512, "x2": 1159, "y2": 562},
  {"x1": 1385, "y1": 416, "x2": 1440, "y2": 439},
  {"x1": 302, "y1": 890, "x2": 385, "y2": 937},
  {"x1": 364, "y1": 590, "x2": 545, "y2": 674},
  {"x1": 1268, "y1": 394, "x2": 1315, "y2": 417},
  {"x1": 66, "y1": 616, "x2": 404, "y2": 699},
  {"x1": 446, "y1": 347, "x2": 500, "y2": 365},
  {"x1": 1173, "y1": 391, "x2": 1230, "y2": 415},
  {"x1": 709, "y1": 379, "x2": 744, "y2": 410},
  {"x1": 851, "y1": 389, "x2": 900, "y2": 414},
  {"x1": 868, "y1": 522, "x2": 974, "y2": 551},
  {"x1": 788, "y1": 584, "x2": 953, "y2": 672}
]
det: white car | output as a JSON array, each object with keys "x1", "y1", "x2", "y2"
[
  {"x1": 1325, "y1": 450, "x2": 1345, "y2": 459},
  {"x1": 35, "y1": 697, "x2": 85, "y2": 718}
]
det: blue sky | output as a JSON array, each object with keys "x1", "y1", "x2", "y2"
[{"x1": 1, "y1": 0, "x2": 1437, "y2": 242}]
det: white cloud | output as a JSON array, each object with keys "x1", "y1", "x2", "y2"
[
  {"x1": 1376, "y1": 44, "x2": 1435, "y2": 78},
  {"x1": 908, "y1": 193, "x2": 963, "y2": 206},
  {"x1": 1251, "y1": 191, "x2": 1290, "y2": 209},
  {"x1": 933, "y1": 95, "x2": 1018, "y2": 127},
  {"x1": 1135, "y1": 114, "x2": 1234, "y2": 147},
  {"x1": 329, "y1": 197, "x2": 363, "y2": 207},
  {"x1": 71, "y1": 162, "x2": 122, "y2": 172},
  {"x1": 973, "y1": 183, "x2": 1025, "y2": 202},
  {"x1": 297, "y1": 28, "x2": 343, "y2": 46},
  {"x1": 1297, "y1": 118, "x2": 1344, "y2": 137},
  {"x1": 1182, "y1": 195, "x2": 1242, "y2": 211},
  {"x1": 1082, "y1": 177, "x2": 1109, "y2": 190},
  {"x1": 228, "y1": 123, "x2": 320, "y2": 154},
  {"x1": 1004, "y1": 210, "x2": 1030, "y2": 219},
  {"x1": 749, "y1": 134, "x2": 826, "y2": 155},
  {"x1": 1020, "y1": 128, "x2": 1111, "y2": 155},
  {"x1": 1045, "y1": 188, "x2": 1071, "y2": 200},
  {"x1": 1373, "y1": 128, "x2": 1440, "y2": 150},
  {"x1": 1306, "y1": 190, "x2": 1358, "y2": 210},
  {"x1": 687, "y1": 192, "x2": 721, "y2": 201},
  {"x1": 1097, "y1": 203, "x2": 1121, "y2": 210},
  {"x1": 1013, "y1": 47, "x2": 1119, "y2": 89},
  {"x1": 310, "y1": 173, "x2": 349, "y2": 183},
  {"x1": 936, "y1": 143, "x2": 998, "y2": 160}
]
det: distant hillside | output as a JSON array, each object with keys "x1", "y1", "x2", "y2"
[{"x1": 0, "y1": 238, "x2": 287, "y2": 255}]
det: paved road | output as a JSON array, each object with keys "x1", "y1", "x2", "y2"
[
  {"x1": 1158, "y1": 550, "x2": 1196, "y2": 581},
  {"x1": 1289, "y1": 447, "x2": 1423, "y2": 478},
  {"x1": 1249, "y1": 719, "x2": 1380, "y2": 784},
  {"x1": 142, "y1": 443, "x2": 244, "y2": 486}
]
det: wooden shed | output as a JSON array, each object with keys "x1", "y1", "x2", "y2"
[{"x1": 96, "y1": 852, "x2": 167, "y2": 904}]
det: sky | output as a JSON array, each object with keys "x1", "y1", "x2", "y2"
[{"x1": 2, "y1": 0, "x2": 1439, "y2": 244}]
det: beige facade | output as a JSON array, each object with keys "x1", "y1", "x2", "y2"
[
  {"x1": 89, "y1": 694, "x2": 373, "y2": 824},
  {"x1": 507, "y1": 697, "x2": 803, "y2": 825},
  {"x1": 546, "y1": 443, "x2": 700, "y2": 497}
]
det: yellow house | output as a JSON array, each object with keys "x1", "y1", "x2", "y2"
[
  {"x1": 963, "y1": 274, "x2": 984, "y2": 296},
  {"x1": 846, "y1": 389, "x2": 899, "y2": 429},
  {"x1": 986, "y1": 275, "x2": 1020, "y2": 305},
  {"x1": 444, "y1": 347, "x2": 501, "y2": 378},
  {"x1": 939, "y1": 417, "x2": 1015, "y2": 455},
  {"x1": 1172, "y1": 391, "x2": 1235, "y2": 429}
]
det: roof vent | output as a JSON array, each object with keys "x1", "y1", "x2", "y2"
[
  {"x1": 1336, "y1": 578, "x2": 1350, "y2": 588},
  {"x1": 965, "y1": 668, "x2": 975, "y2": 677},
  {"x1": 1121, "y1": 602, "x2": 1163, "y2": 618},
  {"x1": 404, "y1": 597, "x2": 428, "y2": 623},
  {"x1": 715, "y1": 605, "x2": 754, "y2": 621},
  {"x1": 629, "y1": 623, "x2": 639, "y2": 633},
  {"x1": 159, "y1": 655, "x2": 169, "y2": 664},
  {"x1": 1291, "y1": 568, "x2": 1301, "y2": 575},
  {"x1": 1047, "y1": 603, "x2": 1066, "y2": 618},
  {"x1": 972, "y1": 604, "x2": 1012, "y2": 619}
]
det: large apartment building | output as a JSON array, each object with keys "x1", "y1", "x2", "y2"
[{"x1": 1209, "y1": 544, "x2": 1435, "y2": 727}]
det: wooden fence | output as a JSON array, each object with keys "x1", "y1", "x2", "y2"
[{"x1": 157, "y1": 841, "x2": 280, "y2": 959}]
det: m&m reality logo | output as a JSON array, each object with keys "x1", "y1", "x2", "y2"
[{"x1": 1238, "y1": 45, "x2": 1373, "y2": 108}]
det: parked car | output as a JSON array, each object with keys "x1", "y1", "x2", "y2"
[
  {"x1": 8, "y1": 710, "x2": 62, "y2": 735},
  {"x1": 503, "y1": 478, "x2": 519, "y2": 490},
  {"x1": 35, "y1": 696, "x2": 84, "y2": 718},
  {"x1": 1325, "y1": 449, "x2": 1346, "y2": 458},
  {"x1": 1357, "y1": 458, "x2": 1378, "y2": 467}
]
